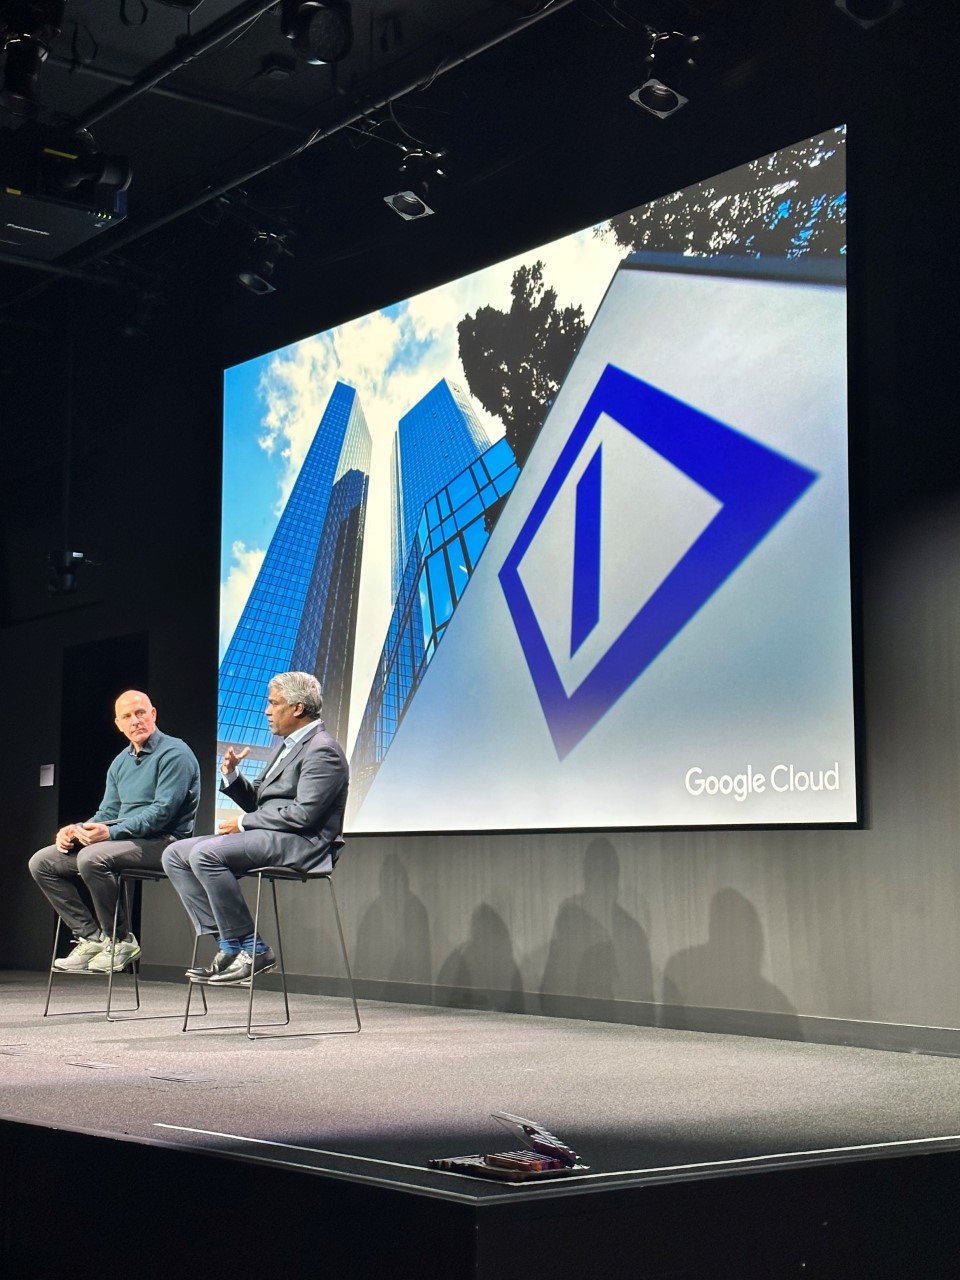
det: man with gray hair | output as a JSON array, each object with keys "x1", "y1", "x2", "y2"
[{"x1": 163, "y1": 671, "x2": 348, "y2": 985}]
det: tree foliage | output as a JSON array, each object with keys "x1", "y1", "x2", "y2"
[
  {"x1": 601, "y1": 129, "x2": 847, "y2": 260},
  {"x1": 458, "y1": 261, "x2": 586, "y2": 468}
]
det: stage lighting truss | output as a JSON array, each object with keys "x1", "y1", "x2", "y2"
[
  {"x1": 834, "y1": 0, "x2": 903, "y2": 28},
  {"x1": 384, "y1": 190, "x2": 434, "y2": 220}
]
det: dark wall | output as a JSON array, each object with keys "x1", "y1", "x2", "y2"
[
  {"x1": 2, "y1": 19, "x2": 959, "y2": 1051},
  {"x1": 0, "y1": 320, "x2": 221, "y2": 968}
]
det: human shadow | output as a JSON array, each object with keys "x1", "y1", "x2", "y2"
[
  {"x1": 661, "y1": 887, "x2": 803, "y2": 1040},
  {"x1": 437, "y1": 903, "x2": 525, "y2": 1013},
  {"x1": 354, "y1": 853, "x2": 432, "y2": 998},
  {"x1": 540, "y1": 836, "x2": 653, "y2": 1022}
]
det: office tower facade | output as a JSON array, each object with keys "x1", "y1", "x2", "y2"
[
  {"x1": 350, "y1": 434, "x2": 519, "y2": 817},
  {"x1": 390, "y1": 378, "x2": 491, "y2": 599},
  {"x1": 289, "y1": 417, "x2": 371, "y2": 745},
  {"x1": 218, "y1": 381, "x2": 371, "y2": 787}
]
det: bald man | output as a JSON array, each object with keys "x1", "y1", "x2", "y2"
[{"x1": 29, "y1": 690, "x2": 200, "y2": 974}]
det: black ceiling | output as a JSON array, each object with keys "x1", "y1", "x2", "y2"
[{"x1": 0, "y1": 0, "x2": 950, "y2": 366}]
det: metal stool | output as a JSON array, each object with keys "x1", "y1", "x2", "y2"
[
  {"x1": 182, "y1": 866, "x2": 360, "y2": 1040},
  {"x1": 44, "y1": 867, "x2": 205, "y2": 1022}
]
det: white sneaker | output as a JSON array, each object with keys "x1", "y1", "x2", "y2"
[
  {"x1": 87, "y1": 935, "x2": 142, "y2": 973},
  {"x1": 53, "y1": 933, "x2": 107, "y2": 972}
]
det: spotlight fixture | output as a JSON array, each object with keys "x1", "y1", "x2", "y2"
[
  {"x1": 835, "y1": 0, "x2": 903, "y2": 28},
  {"x1": 384, "y1": 190, "x2": 434, "y2": 221},
  {"x1": 0, "y1": 0, "x2": 65, "y2": 116},
  {"x1": 237, "y1": 230, "x2": 289, "y2": 294},
  {"x1": 629, "y1": 27, "x2": 699, "y2": 119},
  {"x1": 281, "y1": 0, "x2": 353, "y2": 65},
  {"x1": 629, "y1": 78, "x2": 688, "y2": 118}
]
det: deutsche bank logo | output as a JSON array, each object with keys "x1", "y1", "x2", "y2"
[{"x1": 499, "y1": 364, "x2": 818, "y2": 759}]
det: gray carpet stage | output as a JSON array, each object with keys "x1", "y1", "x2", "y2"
[{"x1": 4, "y1": 968, "x2": 960, "y2": 1276}]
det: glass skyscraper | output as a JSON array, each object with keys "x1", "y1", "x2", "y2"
[
  {"x1": 350, "y1": 434, "x2": 519, "y2": 815},
  {"x1": 390, "y1": 378, "x2": 491, "y2": 600},
  {"x1": 218, "y1": 381, "x2": 371, "y2": 789}
]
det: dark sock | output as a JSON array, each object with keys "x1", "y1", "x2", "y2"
[
  {"x1": 217, "y1": 938, "x2": 241, "y2": 956},
  {"x1": 241, "y1": 932, "x2": 270, "y2": 955}
]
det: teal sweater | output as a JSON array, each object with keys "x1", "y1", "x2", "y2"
[{"x1": 89, "y1": 729, "x2": 200, "y2": 841}]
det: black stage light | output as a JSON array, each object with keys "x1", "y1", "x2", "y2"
[
  {"x1": 629, "y1": 77, "x2": 688, "y2": 118},
  {"x1": 1, "y1": 32, "x2": 43, "y2": 113},
  {"x1": 835, "y1": 0, "x2": 902, "y2": 27},
  {"x1": 281, "y1": 1, "x2": 352, "y2": 65},
  {"x1": 0, "y1": 0, "x2": 66, "y2": 116},
  {"x1": 48, "y1": 548, "x2": 89, "y2": 595},
  {"x1": 384, "y1": 190, "x2": 434, "y2": 221},
  {"x1": 237, "y1": 231, "x2": 287, "y2": 294},
  {"x1": 398, "y1": 146, "x2": 446, "y2": 192}
]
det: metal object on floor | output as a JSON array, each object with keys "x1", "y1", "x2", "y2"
[
  {"x1": 182, "y1": 867, "x2": 361, "y2": 1040},
  {"x1": 43, "y1": 867, "x2": 206, "y2": 1022}
]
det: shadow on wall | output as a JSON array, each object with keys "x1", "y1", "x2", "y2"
[
  {"x1": 539, "y1": 836, "x2": 654, "y2": 1022},
  {"x1": 660, "y1": 887, "x2": 803, "y2": 1039},
  {"x1": 354, "y1": 853, "x2": 432, "y2": 999},
  {"x1": 437, "y1": 903, "x2": 525, "y2": 1013}
]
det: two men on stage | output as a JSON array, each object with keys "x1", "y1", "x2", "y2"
[
  {"x1": 29, "y1": 671, "x2": 348, "y2": 985},
  {"x1": 28, "y1": 690, "x2": 201, "y2": 973}
]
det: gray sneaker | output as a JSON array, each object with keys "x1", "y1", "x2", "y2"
[
  {"x1": 87, "y1": 934, "x2": 142, "y2": 973},
  {"x1": 53, "y1": 933, "x2": 106, "y2": 972}
]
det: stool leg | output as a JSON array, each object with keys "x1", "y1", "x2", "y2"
[
  {"x1": 106, "y1": 878, "x2": 140, "y2": 1019},
  {"x1": 181, "y1": 936, "x2": 211, "y2": 1030},
  {"x1": 327, "y1": 877, "x2": 361, "y2": 1033},
  {"x1": 42, "y1": 915, "x2": 63, "y2": 1017},
  {"x1": 272, "y1": 878, "x2": 291, "y2": 1024},
  {"x1": 246, "y1": 876, "x2": 290, "y2": 1039}
]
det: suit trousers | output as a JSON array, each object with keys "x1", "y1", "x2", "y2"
[
  {"x1": 161, "y1": 829, "x2": 325, "y2": 942},
  {"x1": 28, "y1": 838, "x2": 172, "y2": 939}
]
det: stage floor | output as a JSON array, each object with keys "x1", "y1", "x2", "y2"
[{"x1": 3, "y1": 967, "x2": 960, "y2": 1205}]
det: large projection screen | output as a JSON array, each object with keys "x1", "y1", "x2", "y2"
[{"x1": 219, "y1": 127, "x2": 855, "y2": 834}]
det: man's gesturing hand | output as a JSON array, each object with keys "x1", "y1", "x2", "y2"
[{"x1": 221, "y1": 745, "x2": 251, "y2": 776}]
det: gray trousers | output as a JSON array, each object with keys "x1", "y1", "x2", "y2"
[
  {"x1": 28, "y1": 838, "x2": 172, "y2": 939},
  {"x1": 162, "y1": 830, "x2": 327, "y2": 942}
]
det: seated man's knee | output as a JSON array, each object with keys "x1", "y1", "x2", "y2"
[
  {"x1": 188, "y1": 839, "x2": 227, "y2": 874},
  {"x1": 161, "y1": 842, "x2": 186, "y2": 875},
  {"x1": 76, "y1": 845, "x2": 115, "y2": 878},
  {"x1": 27, "y1": 847, "x2": 59, "y2": 881}
]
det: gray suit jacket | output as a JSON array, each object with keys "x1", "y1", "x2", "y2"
[{"x1": 221, "y1": 722, "x2": 348, "y2": 870}]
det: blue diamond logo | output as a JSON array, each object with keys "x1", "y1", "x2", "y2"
[{"x1": 499, "y1": 363, "x2": 818, "y2": 759}]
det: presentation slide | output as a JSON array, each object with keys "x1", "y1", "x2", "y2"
[{"x1": 219, "y1": 127, "x2": 854, "y2": 833}]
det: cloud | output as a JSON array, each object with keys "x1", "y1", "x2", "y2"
[
  {"x1": 220, "y1": 540, "x2": 267, "y2": 660},
  {"x1": 233, "y1": 220, "x2": 627, "y2": 740}
]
